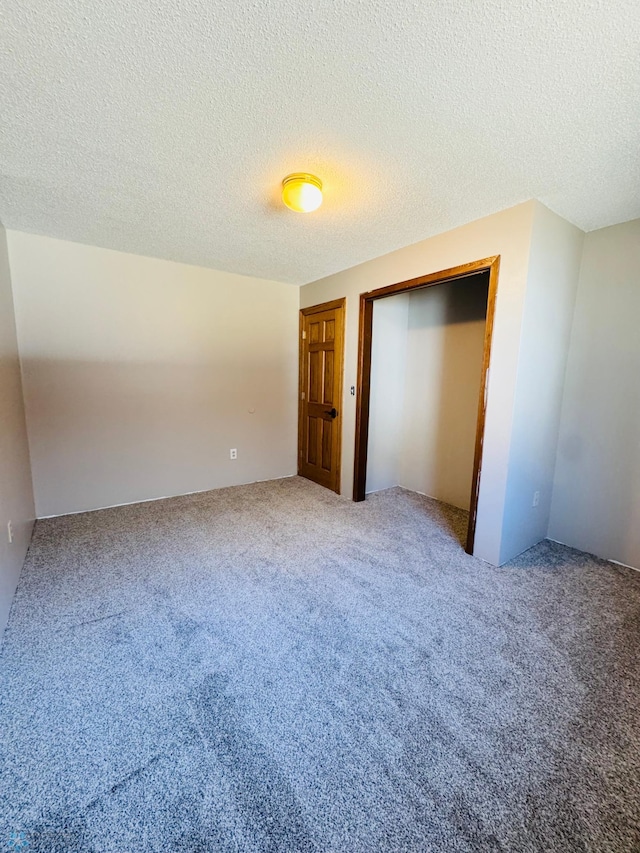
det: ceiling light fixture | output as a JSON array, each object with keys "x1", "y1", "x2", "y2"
[{"x1": 281, "y1": 173, "x2": 323, "y2": 213}]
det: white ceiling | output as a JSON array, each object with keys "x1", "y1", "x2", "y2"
[{"x1": 1, "y1": 1, "x2": 639, "y2": 285}]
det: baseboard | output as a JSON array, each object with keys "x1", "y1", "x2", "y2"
[
  {"x1": 36, "y1": 474, "x2": 298, "y2": 520},
  {"x1": 0, "y1": 517, "x2": 36, "y2": 643},
  {"x1": 365, "y1": 484, "x2": 401, "y2": 495},
  {"x1": 365, "y1": 484, "x2": 470, "y2": 515},
  {"x1": 547, "y1": 537, "x2": 640, "y2": 573},
  {"x1": 608, "y1": 558, "x2": 640, "y2": 573},
  {"x1": 398, "y1": 485, "x2": 470, "y2": 513}
]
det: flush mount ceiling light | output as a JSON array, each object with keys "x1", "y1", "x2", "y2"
[{"x1": 281, "y1": 173, "x2": 323, "y2": 213}]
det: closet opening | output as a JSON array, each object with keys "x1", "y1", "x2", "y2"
[{"x1": 353, "y1": 257, "x2": 500, "y2": 555}]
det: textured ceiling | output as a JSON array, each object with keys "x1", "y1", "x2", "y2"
[{"x1": 1, "y1": 1, "x2": 639, "y2": 284}]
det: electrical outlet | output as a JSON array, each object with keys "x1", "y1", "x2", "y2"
[
  {"x1": 532, "y1": 491, "x2": 540, "y2": 507},
  {"x1": 230, "y1": 448, "x2": 237, "y2": 460},
  {"x1": 7, "y1": 521, "x2": 13, "y2": 544}
]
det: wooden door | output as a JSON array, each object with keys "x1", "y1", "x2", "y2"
[{"x1": 298, "y1": 298, "x2": 345, "y2": 493}]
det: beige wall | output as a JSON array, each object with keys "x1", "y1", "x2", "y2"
[
  {"x1": 8, "y1": 232, "x2": 299, "y2": 518},
  {"x1": 366, "y1": 294, "x2": 409, "y2": 493},
  {"x1": 500, "y1": 204, "x2": 584, "y2": 562},
  {"x1": 0, "y1": 226, "x2": 35, "y2": 639},
  {"x1": 301, "y1": 202, "x2": 537, "y2": 564},
  {"x1": 549, "y1": 218, "x2": 640, "y2": 568},
  {"x1": 400, "y1": 278, "x2": 488, "y2": 510}
]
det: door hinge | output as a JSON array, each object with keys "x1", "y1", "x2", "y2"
[
  {"x1": 301, "y1": 392, "x2": 305, "y2": 401},
  {"x1": 302, "y1": 330, "x2": 306, "y2": 339}
]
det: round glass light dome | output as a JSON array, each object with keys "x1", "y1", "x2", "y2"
[{"x1": 281, "y1": 173, "x2": 323, "y2": 213}]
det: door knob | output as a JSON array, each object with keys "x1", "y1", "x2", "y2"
[{"x1": 325, "y1": 408, "x2": 338, "y2": 419}]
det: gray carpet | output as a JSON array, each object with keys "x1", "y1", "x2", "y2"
[{"x1": 1, "y1": 477, "x2": 639, "y2": 852}]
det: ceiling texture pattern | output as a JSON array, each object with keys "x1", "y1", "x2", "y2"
[{"x1": 1, "y1": 0, "x2": 639, "y2": 284}]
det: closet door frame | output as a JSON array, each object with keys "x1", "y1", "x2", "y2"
[{"x1": 352, "y1": 255, "x2": 500, "y2": 556}]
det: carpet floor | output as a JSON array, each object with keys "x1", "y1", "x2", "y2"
[{"x1": 0, "y1": 476, "x2": 639, "y2": 852}]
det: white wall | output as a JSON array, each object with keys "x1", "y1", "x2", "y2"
[
  {"x1": 8, "y1": 232, "x2": 299, "y2": 518},
  {"x1": 301, "y1": 201, "x2": 537, "y2": 564},
  {"x1": 400, "y1": 277, "x2": 488, "y2": 510},
  {"x1": 0, "y1": 226, "x2": 35, "y2": 638},
  {"x1": 366, "y1": 294, "x2": 409, "y2": 493},
  {"x1": 549, "y1": 218, "x2": 640, "y2": 568},
  {"x1": 499, "y1": 204, "x2": 584, "y2": 562}
]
